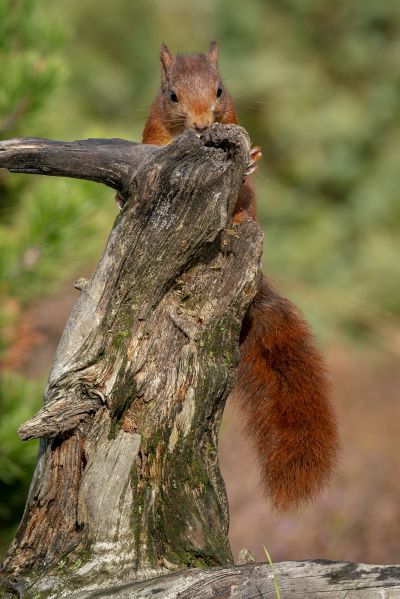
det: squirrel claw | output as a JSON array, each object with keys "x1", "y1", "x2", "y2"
[
  {"x1": 245, "y1": 146, "x2": 262, "y2": 177},
  {"x1": 115, "y1": 192, "x2": 125, "y2": 210}
]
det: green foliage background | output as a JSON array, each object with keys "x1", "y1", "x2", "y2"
[{"x1": 0, "y1": 0, "x2": 399, "y2": 555}]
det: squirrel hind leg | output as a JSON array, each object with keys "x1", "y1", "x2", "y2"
[{"x1": 234, "y1": 278, "x2": 339, "y2": 511}]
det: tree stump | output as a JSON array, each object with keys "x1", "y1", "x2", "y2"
[
  {"x1": 0, "y1": 125, "x2": 263, "y2": 598},
  {"x1": 2, "y1": 128, "x2": 398, "y2": 599}
]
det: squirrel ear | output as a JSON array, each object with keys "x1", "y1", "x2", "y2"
[
  {"x1": 160, "y1": 42, "x2": 174, "y2": 85},
  {"x1": 208, "y1": 40, "x2": 218, "y2": 65}
]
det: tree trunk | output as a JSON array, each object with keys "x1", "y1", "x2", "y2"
[{"x1": 0, "y1": 125, "x2": 263, "y2": 598}]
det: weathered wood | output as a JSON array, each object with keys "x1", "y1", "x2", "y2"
[
  {"x1": 76, "y1": 560, "x2": 400, "y2": 599},
  {"x1": 0, "y1": 137, "x2": 156, "y2": 192},
  {"x1": 3, "y1": 559, "x2": 400, "y2": 598},
  {"x1": 17, "y1": 395, "x2": 103, "y2": 440},
  {"x1": 0, "y1": 125, "x2": 264, "y2": 598},
  {"x1": 1, "y1": 127, "x2": 399, "y2": 599}
]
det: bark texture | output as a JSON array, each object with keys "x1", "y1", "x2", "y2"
[
  {"x1": 65, "y1": 560, "x2": 400, "y2": 599},
  {"x1": 0, "y1": 125, "x2": 263, "y2": 598},
  {"x1": 0, "y1": 136, "x2": 155, "y2": 192}
]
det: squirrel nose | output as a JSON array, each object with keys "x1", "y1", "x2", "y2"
[{"x1": 193, "y1": 123, "x2": 210, "y2": 133}]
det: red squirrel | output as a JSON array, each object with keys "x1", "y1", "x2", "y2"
[{"x1": 131, "y1": 42, "x2": 339, "y2": 511}]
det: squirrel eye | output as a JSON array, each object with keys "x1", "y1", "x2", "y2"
[
  {"x1": 170, "y1": 90, "x2": 178, "y2": 103},
  {"x1": 216, "y1": 85, "x2": 223, "y2": 98}
]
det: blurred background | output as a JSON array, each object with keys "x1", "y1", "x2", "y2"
[{"x1": 0, "y1": 0, "x2": 399, "y2": 564}]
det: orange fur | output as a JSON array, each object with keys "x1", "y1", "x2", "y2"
[
  {"x1": 140, "y1": 43, "x2": 338, "y2": 510},
  {"x1": 236, "y1": 279, "x2": 338, "y2": 510}
]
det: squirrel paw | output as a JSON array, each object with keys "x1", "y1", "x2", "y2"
[{"x1": 245, "y1": 146, "x2": 262, "y2": 177}]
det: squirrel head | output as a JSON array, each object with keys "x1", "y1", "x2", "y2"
[{"x1": 158, "y1": 41, "x2": 235, "y2": 137}]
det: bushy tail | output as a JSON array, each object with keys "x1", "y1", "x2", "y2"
[{"x1": 234, "y1": 276, "x2": 338, "y2": 511}]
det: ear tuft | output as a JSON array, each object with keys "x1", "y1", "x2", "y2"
[
  {"x1": 208, "y1": 40, "x2": 218, "y2": 65},
  {"x1": 160, "y1": 42, "x2": 174, "y2": 85}
]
